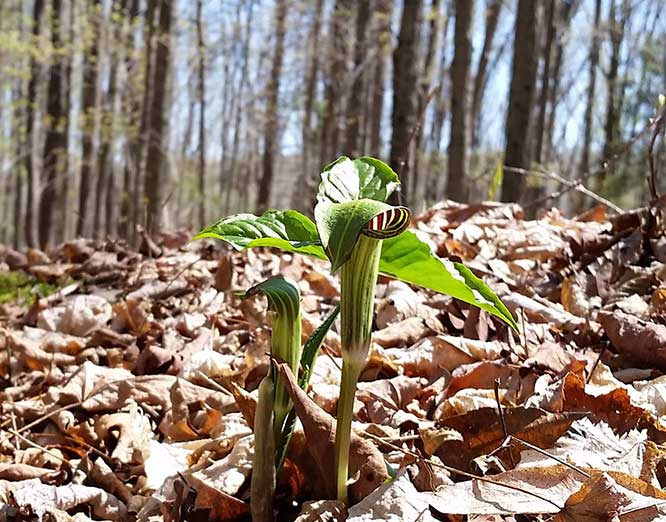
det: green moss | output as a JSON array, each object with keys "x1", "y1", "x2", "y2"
[{"x1": 0, "y1": 271, "x2": 60, "y2": 305}]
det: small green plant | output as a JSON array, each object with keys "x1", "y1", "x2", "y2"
[
  {"x1": 244, "y1": 276, "x2": 338, "y2": 520},
  {"x1": 196, "y1": 156, "x2": 516, "y2": 504},
  {"x1": 0, "y1": 271, "x2": 60, "y2": 305}
]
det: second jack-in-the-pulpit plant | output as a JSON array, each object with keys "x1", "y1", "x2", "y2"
[{"x1": 195, "y1": 156, "x2": 517, "y2": 505}]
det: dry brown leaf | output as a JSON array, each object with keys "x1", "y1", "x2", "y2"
[
  {"x1": 0, "y1": 463, "x2": 65, "y2": 484},
  {"x1": 599, "y1": 311, "x2": 666, "y2": 370},
  {"x1": 276, "y1": 362, "x2": 390, "y2": 504},
  {"x1": 434, "y1": 407, "x2": 584, "y2": 471}
]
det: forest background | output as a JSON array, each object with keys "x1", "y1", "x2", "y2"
[{"x1": 0, "y1": 0, "x2": 664, "y2": 248}]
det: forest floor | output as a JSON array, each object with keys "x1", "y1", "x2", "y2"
[{"x1": 2, "y1": 200, "x2": 666, "y2": 521}]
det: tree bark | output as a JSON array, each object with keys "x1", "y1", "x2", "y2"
[
  {"x1": 343, "y1": 0, "x2": 371, "y2": 158},
  {"x1": 94, "y1": 0, "x2": 126, "y2": 238},
  {"x1": 534, "y1": 0, "x2": 555, "y2": 165},
  {"x1": 601, "y1": 0, "x2": 629, "y2": 186},
  {"x1": 446, "y1": 0, "x2": 473, "y2": 203},
  {"x1": 471, "y1": 0, "x2": 502, "y2": 147},
  {"x1": 143, "y1": 0, "x2": 172, "y2": 235},
  {"x1": 77, "y1": 0, "x2": 100, "y2": 237},
  {"x1": 39, "y1": 0, "x2": 68, "y2": 247},
  {"x1": 119, "y1": 0, "x2": 140, "y2": 240},
  {"x1": 320, "y1": 0, "x2": 352, "y2": 167},
  {"x1": 256, "y1": 0, "x2": 287, "y2": 211},
  {"x1": 294, "y1": 0, "x2": 324, "y2": 208},
  {"x1": 196, "y1": 0, "x2": 206, "y2": 227},
  {"x1": 368, "y1": 0, "x2": 393, "y2": 158},
  {"x1": 390, "y1": 0, "x2": 423, "y2": 203},
  {"x1": 500, "y1": 0, "x2": 538, "y2": 202},
  {"x1": 580, "y1": 0, "x2": 602, "y2": 180},
  {"x1": 24, "y1": 0, "x2": 45, "y2": 247}
]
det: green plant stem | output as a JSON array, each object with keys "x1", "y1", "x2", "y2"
[
  {"x1": 334, "y1": 359, "x2": 362, "y2": 505},
  {"x1": 335, "y1": 234, "x2": 382, "y2": 504}
]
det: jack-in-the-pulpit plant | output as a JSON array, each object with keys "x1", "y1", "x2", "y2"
[
  {"x1": 245, "y1": 276, "x2": 339, "y2": 521},
  {"x1": 195, "y1": 156, "x2": 517, "y2": 505}
]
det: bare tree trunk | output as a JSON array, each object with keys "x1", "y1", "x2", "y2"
[
  {"x1": 77, "y1": 0, "x2": 100, "y2": 237},
  {"x1": 343, "y1": 0, "x2": 371, "y2": 158},
  {"x1": 257, "y1": 0, "x2": 287, "y2": 211},
  {"x1": 320, "y1": 0, "x2": 352, "y2": 167},
  {"x1": 119, "y1": 0, "x2": 140, "y2": 240},
  {"x1": 601, "y1": 0, "x2": 629, "y2": 186},
  {"x1": 413, "y1": 0, "x2": 442, "y2": 204},
  {"x1": 368, "y1": 0, "x2": 393, "y2": 158},
  {"x1": 39, "y1": 0, "x2": 67, "y2": 247},
  {"x1": 534, "y1": 0, "x2": 555, "y2": 165},
  {"x1": 580, "y1": 0, "x2": 602, "y2": 181},
  {"x1": 390, "y1": 0, "x2": 423, "y2": 203},
  {"x1": 544, "y1": 0, "x2": 576, "y2": 164},
  {"x1": 294, "y1": 0, "x2": 324, "y2": 208},
  {"x1": 471, "y1": 0, "x2": 501, "y2": 147},
  {"x1": 228, "y1": 1, "x2": 255, "y2": 212},
  {"x1": 500, "y1": 0, "x2": 538, "y2": 202},
  {"x1": 446, "y1": 0, "x2": 473, "y2": 203},
  {"x1": 12, "y1": 77, "x2": 25, "y2": 248},
  {"x1": 95, "y1": 0, "x2": 126, "y2": 238},
  {"x1": 196, "y1": 0, "x2": 206, "y2": 227},
  {"x1": 25, "y1": 0, "x2": 45, "y2": 247},
  {"x1": 144, "y1": 0, "x2": 172, "y2": 235}
]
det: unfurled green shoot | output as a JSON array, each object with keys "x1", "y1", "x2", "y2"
[
  {"x1": 196, "y1": 156, "x2": 517, "y2": 505},
  {"x1": 245, "y1": 276, "x2": 339, "y2": 518}
]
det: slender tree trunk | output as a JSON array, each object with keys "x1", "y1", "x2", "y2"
[
  {"x1": 413, "y1": 0, "x2": 442, "y2": 203},
  {"x1": 320, "y1": 0, "x2": 352, "y2": 167},
  {"x1": 544, "y1": 0, "x2": 575, "y2": 164},
  {"x1": 390, "y1": 0, "x2": 423, "y2": 203},
  {"x1": 13, "y1": 11, "x2": 27, "y2": 248},
  {"x1": 601, "y1": 0, "x2": 628, "y2": 186},
  {"x1": 446, "y1": 0, "x2": 473, "y2": 203},
  {"x1": 343, "y1": 0, "x2": 371, "y2": 157},
  {"x1": 143, "y1": 0, "x2": 172, "y2": 235},
  {"x1": 294, "y1": 0, "x2": 324, "y2": 208},
  {"x1": 119, "y1": 0, "x2": 140, "y2": 240},
  {"x1": 368, "y1": 0, "x2": 393, "y2": 158},
  {"x1": 39, "y1": 0, "x2": 67, "y2": 247},
  {"x1": 471, "y1": 0, "x2": 501, "y2": 147},
  {"x1": 25, "y1": 0, "x2": 45, "y2": 247},
  {"x1": 500, "y1": 0, "x2": 538, "y2": 202},
  {"x1": 95, "y1": 0, "x2": 126, "y2": 238},
  {"x1": 77, "y1": 0, "x2": 100, "y2": 237},
  {"x1": 228, "y1": 1, "x2": 255, "y2": 212},
  {"x1": 534, "y1": 0, "x2": 555, "y2": 165},
  {"x1": 257, "y1": 0, "x2": 287, "y2": 211},
  {"x1": 580, "y1": 0, "x2": 602, "y2": 180},
  {"x1": 196, "y1": 0, "x2": 206, "y2": 227},
  {"x1": 428, "y1": 10, "x2": 451, "y2": 155}
]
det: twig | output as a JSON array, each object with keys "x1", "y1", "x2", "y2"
[
  {"x1": 8, "y1": 428, "x2": 71, "y2": 466},
  {"x1": 195, "y1": 370, "x2": 233, "y2": 396},
  {"x1": 493, "y1": 379, "x2": 515, "y2": 467},
  {"x1": 494, "y1": 435, "x2": 590, "y2": 478},
  {"x1": 361, "y1": 430, "x2": 563, "y2": 510},
  {"x1": 502, "y1": 166, "x2": 623, "y2": 214},
  {"x1": 586, "y1": 346, "x2": 606, "y2": 384}
]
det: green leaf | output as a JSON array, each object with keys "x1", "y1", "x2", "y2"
[
  {"x1": 318, "y1": 156, "x2": 399, "y2": 203},
  {"x1": 194, "y1": 210, "x2": 326, "y2": 260},
  {"x1": 315, "y1": 157, "x2": 408, "y2": 271},
  {"x1": 379, "y1": 231, "x2": 517, "y2": 330}
]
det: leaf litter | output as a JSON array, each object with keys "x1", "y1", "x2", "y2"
[{"x1": 2, "y1": 201, "x2": 666, "y2": 520}]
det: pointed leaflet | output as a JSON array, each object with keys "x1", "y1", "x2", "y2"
[
  {"x1": 315, "y1": 157, "x2": 409, "y2": 271},
  {"x1": 194, "y1": 210, "x2": 326, "y2": 260},
  {"x1": 380, "y1": 231, "x2": 517, "y2": 330}
]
